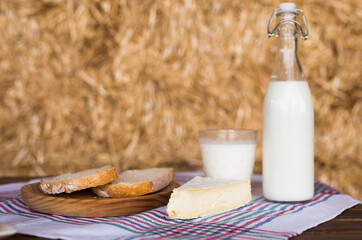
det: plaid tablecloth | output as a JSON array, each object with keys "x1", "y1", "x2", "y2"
[{"x1": 0, "y1": 172, "x2": 359, "y2": 240}]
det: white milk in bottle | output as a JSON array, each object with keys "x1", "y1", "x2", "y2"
[{"x1": 263, "y1": 3, "x2": 314, "y2": 202}]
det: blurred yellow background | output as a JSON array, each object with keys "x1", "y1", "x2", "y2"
[{"x1": 0, "y1": 0, "x2": 361, "y2": 200}]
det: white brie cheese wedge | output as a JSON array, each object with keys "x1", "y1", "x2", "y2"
[{"x1": 166, "y1": 176, "x2": 251, "y2": 219}]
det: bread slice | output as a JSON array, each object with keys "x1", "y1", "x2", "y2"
[
  {"x1": 92, "y1": 168, "x2": 174, "y2": 198},
  {"x1": 40, "y1": 165, "x2": 118, "y2": 194}
]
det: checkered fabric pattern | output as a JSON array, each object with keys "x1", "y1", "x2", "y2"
[{"x1": 0, "y1": 173, "x2": 359, "y2": 240}]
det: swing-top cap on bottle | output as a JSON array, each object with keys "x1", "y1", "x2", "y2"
[
  {"x1": 278, "y1": 3, "x2": 296, "y2": 13},
  {"x1": 267, "y1": 2, "x2": 309, "y2": 40}
]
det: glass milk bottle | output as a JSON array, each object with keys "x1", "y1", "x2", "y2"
[{"x1": 263, "y1": 3, "x2": 314, "y2": 202}]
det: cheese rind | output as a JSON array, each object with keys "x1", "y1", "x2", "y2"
[{"x1": 166, "y1": 176, "x2": 251, "y2": 219}]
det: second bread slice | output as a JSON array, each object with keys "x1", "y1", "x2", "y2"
[
  {"x1": 92, "y1": 168, "x2": 174, "y2": 198},
  {"x1": 40, "y1": 165, "x2": 118, "y2": 194}
]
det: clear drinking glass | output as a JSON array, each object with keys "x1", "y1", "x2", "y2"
[{"x1": 199, "y1": 129, "x2": 258, "y2": 181}]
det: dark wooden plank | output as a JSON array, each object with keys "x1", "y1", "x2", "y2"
[
  {"x1": 0, "y1": 177, "x2": 35, "y2": 185},
  {"x1": 292, "y1": 204, "x2": 362, "y2": 239},
  {"x1": 293, "y1": 234, "x2": 362, "y2": 240},
  {"x1": 6, "y1": 235, "x2": 48, "y2": 240}
]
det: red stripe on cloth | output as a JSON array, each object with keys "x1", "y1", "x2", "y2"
[
  {"x1": 151, "y1": 222, "x2": 211, "y2": 238},
  {"x1": 0, "y1": 203, "x2": 12, "y2": 213},
  {"x1": 209, "y1": 209, "x2": 241, "y2": 223},
  {"x1": 197, "y1": 223, "x2": 292, "y2": 238},
  {"x1": 246, "y1": 201, "x2": 267, "y2": 211},
  {"x1": 10, "y1": 200, "x2": 90, "y2": 224},
  {"x1": 0, "y1": 197, "x2": 18, "y2": 201},
  {"x1": 152, "y1": 209, "x2": 169, "y2": 217},
  {"x1": 142, "y1": 211, "x2": 172, "y2": 225},
  {"x1": 229, "y1": 226, "x2": 292, "y2": 238},
  {"x1": 51, "y1": 215, "x2": 91, "y2": 225},
  {"x1": 139, "y1": 236, "x2": 166, "y2": 240},
  {"x1": 242, "y1": 227, "x2": 292, "y2": 237},
  {"x1": 203, "y1": 231, "x2": 266, "y2": 240},
  {"x1": 86, "y1": 217, "x2": 147, "y2": 231},
  {"x1": 8, "y1": 201, "x2": 50, "y2": 218},
  {"x1": 2, "y1": 202, "x2": 62, "y2": 222},
  {"x1": 0, "y1": 192, "x2": 13, "y2": 196},
  {"x1": 212, "y1": 226, "x2": 290, "y2": 240},
  {"x1": 0, "y1": 190, "x2": 20, "y2": 194},
  {"x1": 95, "y1": 215, "x2": 155, "y2": 229},
  {"x1": 127, "y1": 216, "x2": 156, "y2": 228},
  {"x1": 210, "y1": 201, "x2": 266, "y2": 223},
  {"x1": 112, "y1": 218, "x2": 148, "y2": 232}
]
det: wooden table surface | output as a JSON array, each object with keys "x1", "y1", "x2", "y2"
[{"x1": 1, "y1": 177, "x2": 361, "y2": 240}]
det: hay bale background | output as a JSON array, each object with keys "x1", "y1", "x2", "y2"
[{"x1": 0, "y1": 0, "x2": 361, "y2": 200}]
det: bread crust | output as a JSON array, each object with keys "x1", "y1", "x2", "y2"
[
  {"x1": 92, "y1": 168, "x2": 174, "y2": 198},
  {"x1": 40, "y1": 167, "x2": 118, "y2": 194}
]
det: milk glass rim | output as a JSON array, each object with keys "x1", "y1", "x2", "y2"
[{"x1": 199, "y1": 128, "x2": 258, "y2": 135}]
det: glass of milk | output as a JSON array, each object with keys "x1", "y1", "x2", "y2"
[{"x1": 199, "y1": 129, "x2": 258, "y2": 181}]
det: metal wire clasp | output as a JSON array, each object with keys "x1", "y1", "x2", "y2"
[{"x1": 267, "y1": 8, "x2": 309, "y2": 40}]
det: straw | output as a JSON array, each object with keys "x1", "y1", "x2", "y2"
[{"x1": 0, "y1": 0, "x2": 361, "y2": 200}]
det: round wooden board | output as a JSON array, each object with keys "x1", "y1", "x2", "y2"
[{"x1": 21, "y1": 181, "x2": 179, "y2": 217}]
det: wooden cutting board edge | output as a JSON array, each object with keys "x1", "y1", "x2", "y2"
[{"x1": 21, "y1": 181, "x2": 180, "y2": 217}]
